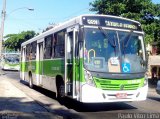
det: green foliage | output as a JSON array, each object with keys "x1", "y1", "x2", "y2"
[
  {"x1": 90, "y1": 0, "x2": 126, "y2": 15},
  {"x1": 90, "y1": 0, "x2": 160, "y2": 44},
  {"x1": 4, "y1": 31, "x2": 36, "y2": 51}
]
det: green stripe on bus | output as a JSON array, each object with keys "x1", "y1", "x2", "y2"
[
  {"x1": 94, "y1": 77, "x2": 144, "y2": 90},
  {"x1": 21, "y1": 59, "x2": 65, "y2": 76}
]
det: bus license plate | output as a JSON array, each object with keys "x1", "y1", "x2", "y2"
[{"x1": 116, "y1": 93, "x2": 127, "y2": 99}]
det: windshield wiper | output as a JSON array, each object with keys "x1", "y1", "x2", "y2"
[
  {"x1": 122, "y1": 31, "x2": 133, "y2": 56},
  {"x1": 98, "y1": 26, "x2": 116, "y2": 47},
  {"x1": 123, "y1": 30, "x2": 133, "y2": 48}
]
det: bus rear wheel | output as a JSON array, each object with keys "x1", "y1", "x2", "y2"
[
  {"x1": 57, "y1": 81, "x2": 65, "y2": 99},
  {"x1": 29, "y1": 74, "x2": 33, "y2": 88}
]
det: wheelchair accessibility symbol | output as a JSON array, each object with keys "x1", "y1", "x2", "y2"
[{"x1": 122, "y1": 63, "x2": 130, "y2": 73}]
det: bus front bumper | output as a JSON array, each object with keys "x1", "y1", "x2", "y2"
[
  {"x1": 3, "y1": 65, "x2": 20, "y2": 71},
  {"x1": 81, "y1": 84, "x2": 148, "y2": 103}
]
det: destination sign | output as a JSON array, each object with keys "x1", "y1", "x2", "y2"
[
  {"x1": 82, "y1": 16, "x2": 142, "y2": 31},
  {"x1": 105, "y1": 21, "x2": 137, "y2": 29}
]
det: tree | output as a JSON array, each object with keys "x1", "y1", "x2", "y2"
[
  {"x1": 90, "y1": 0, "x2": 160, "y2": 44},
  {"x1": 4, "y1": 31, "x2": 36, "y2": 51},
  {"x1": 90, "y1": 0, "x2": 126, "y2": 16}
]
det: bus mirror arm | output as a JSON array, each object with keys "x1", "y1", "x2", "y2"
[
  {"x1": 88, "y1": 49, "x2": 96, "y2": 63},
  {"x1": 140, "y1": 59, "x2": 147, "y2": 67}
]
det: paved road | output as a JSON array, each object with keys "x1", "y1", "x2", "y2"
[
  {"x1": 0, "y1": 71, "x2": 63, "y2": 119},
  {"x1": 2, "y1": 71, "x2": 160, "y2": 119}
]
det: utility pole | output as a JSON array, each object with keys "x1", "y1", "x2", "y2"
[{"x1": 0, "y1": 0, "x2": 6, "y2": 58}]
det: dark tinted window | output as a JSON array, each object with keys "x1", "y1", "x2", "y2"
[
  {"x1": 54, "y1": 31, "x2": 65, "y2": 57},
  {"x1": 44, "y1": 35, "x2": 53, "y2": 59},
  {"x1": 26, "y1": 44, "x2": 31, "y2": 61},
  {"x1": 31, "y1": 41, "x2": 37, "y2": 60}
]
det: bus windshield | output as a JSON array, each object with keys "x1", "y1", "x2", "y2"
[
  {"x1": 5, "y1": 57, "x2": 19, "y2": 64},
  {"x1": 84, "y1": 28, "x2": 146, "y2": 73}
]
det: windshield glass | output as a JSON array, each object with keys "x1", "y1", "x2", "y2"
[
  {"x1": 84, "y1": 28, "x2": 146, "y2": 73},
  {"x1": 5, "y1": 56, "x2": 19, "y2": 64},
  {"x1": 120, "y1": 32, "x2": 145, "y2": 73}
]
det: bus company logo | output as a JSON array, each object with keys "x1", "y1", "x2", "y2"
[{"x1": 120, "y1": 84, "x2": 124, "y2": 90}]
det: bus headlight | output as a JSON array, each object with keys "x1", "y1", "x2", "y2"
[
  {"x1": 84, "y1": 69, "x2": 95, "y2": 87},
  {"x1": 143, "y1": 75, "x2": 148, "y2": 86}
]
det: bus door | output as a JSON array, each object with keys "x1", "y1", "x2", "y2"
[
  {"x1": 38, "y1": 42, "x2": 43, "y2": 86},
  {"x1": 65, "y1": 27, "x2": 79, "y2": 98},
  {"x1": 21, "y1": 47, "x2": 26, "y2": 80}
]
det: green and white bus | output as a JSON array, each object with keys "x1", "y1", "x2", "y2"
[
  {"x1": 20, "y1": 14, "x2": 148, "y2": 103},
  {"x1": 1, "y1": 52, "x2": 20, "y2": 71}
]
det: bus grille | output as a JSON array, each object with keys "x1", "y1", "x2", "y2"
[{"x1": 95, "y1": 79, "x2": 141, "y2": 90}]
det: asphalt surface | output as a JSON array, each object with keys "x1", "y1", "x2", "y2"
[
  {"x1": 1, "y1": 70, "x2": 160, "y2": 119},
  {"x1": 0, "y1": 73, "x2": 62, "y2": 119}
]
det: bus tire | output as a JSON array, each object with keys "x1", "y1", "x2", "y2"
[
  {"x1": 29, "y1": 73, "x2": 33, "y2": 88},
  {"x1": 56, "y1": 77, "x2": 65, "y2": 99}
]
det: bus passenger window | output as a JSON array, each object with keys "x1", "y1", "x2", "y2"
[
  {"x1": 31, "y1": 41, "x2": 37, "y2": 60},
  {"x1": 44, "y1": 35, "x2": 52, "y2": 59},
  {"x1": 26, "y1": 44, "x2": 31, "y2": 61},
  {"x1": 54, "y1": 31, "x2": 65, "y2": 57},
  {"x1": 52, "y1": 36, "x2": 56, "y2": 58}
]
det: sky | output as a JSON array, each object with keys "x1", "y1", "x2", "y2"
[
  {"x1": 0, "y1": 0, "x2": 94, "y2": 36},
  {"x1": 0, "y1": 0, "x2": 159, "y2": 36}
]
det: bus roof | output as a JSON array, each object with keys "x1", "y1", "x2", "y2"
[
  {"x1": 21, "y1": 14, "x2": 141, "y2": 47},
  {"x1": 2, "y1": 52, "x2": 20, "y2": 55}
]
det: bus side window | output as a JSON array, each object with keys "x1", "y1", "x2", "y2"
[
  {"x1": 26, "y1": 44, "x2": 31, "y2": 61},
  {"x1": 52, "y1": 35, "x2": 56, "y2": 58},
  {"x1": 54, "y1": 31, "x2": 65, "y2": 57},
  {"x1": 31, "y1": 41, "x2": 37, "y2": 60},
  {"x1": 44, "y1": 35, "x2": 53, "y2": 59},
  {"x1": 67, "y1": 32, "x2": 73, "y2": 60}
]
